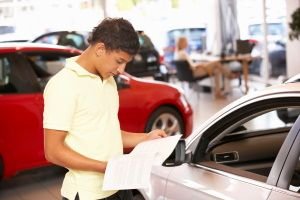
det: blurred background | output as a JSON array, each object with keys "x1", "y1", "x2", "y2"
[
  {"x1": 0, "y1": 0, "x2": 299, "y2": 84},
  {"x1": 1, "y1": 1, "x2": 300, "y2": 199}
]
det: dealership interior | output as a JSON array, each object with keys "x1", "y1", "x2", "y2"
[{"x1": 1, "y1": 0, "x2": 300, "y2": 199}]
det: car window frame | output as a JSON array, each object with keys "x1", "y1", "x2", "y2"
[
  {"x1": 192, "y1": 96, "x2": 300, "y2": 162},
  {"x1": 189, "y1": 95, "x2": 300, "y2": 190},
  {"x1": 267, "y1": 114, "x2": 300, "y2": 189},
  {"x1": 0, "y1": 52, "x2": 42, "y2": 94},
  {"x1": 33, "y1": 31, "x2": 88, "y2": 50},
  {"x1": 22, "y1": 50, "x2": 80, "y2": 90}
]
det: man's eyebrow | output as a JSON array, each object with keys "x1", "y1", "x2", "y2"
[
  {"x1": 117, "y1": 57, "x2": 131, "y2": 63},
  {"x1": 118, "y1": 58, "x2": 127, "y2": 61}
]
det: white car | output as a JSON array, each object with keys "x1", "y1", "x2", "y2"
[{"x1": 133, "y1": 81, "x2": 300, "y2": 200}]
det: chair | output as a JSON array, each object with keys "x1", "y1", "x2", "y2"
[
  {"x1": 222, "y1": 39, "x2": 256, "y2": 92},
  {"x1": 172, "y1": 60, "x2": 210, "y2": 94},
  {"x1": 236, "y1": 39, "x2": 255, "y2": 55}
]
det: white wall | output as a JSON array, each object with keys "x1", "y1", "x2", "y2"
[{"x1": 286, "y1": 0, "x2": 300, "y2": 77}]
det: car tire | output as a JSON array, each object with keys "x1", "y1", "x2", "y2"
[
  {"x1": 133, "y1": 193, "x2": 145, "y2": 200},
  {"x1": 145, "y1": 106, "x2": 184, "y2": 136}
]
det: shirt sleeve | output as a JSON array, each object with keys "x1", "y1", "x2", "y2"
[{"x1": 43, "y1": 72, "x2": 77, "y2": 131}]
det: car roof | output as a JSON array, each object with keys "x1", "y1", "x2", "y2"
[
  {"x1": 0, "y1": 42, "x2": 82, "y2": 54},
  {"x1": 32, "y1": 30, "x2": 90, "y2": 39}
]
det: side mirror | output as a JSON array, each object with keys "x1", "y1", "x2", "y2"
[{"x1": 163, "y1": 139, "x2": 191, "y2": 167}]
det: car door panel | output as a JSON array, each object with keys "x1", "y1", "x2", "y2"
[
  {"x1": 0, "y1": 94, "x2": 45, "y2": 168},
  {"x1": 208, "y1": 131, "x2": 288, "y2": 176},
  {"x1": 146, "y1": 166, "x2": 174, "y2": 200},
  {"x1": 267, "y1": 188, "x2": 300, "y2": 200},
  {"x1": 267, "y1": 115, "x2": 300, "y2": 199},
  {"x1": 164, "y1": 163, "x2": 271, "y2": 200}
]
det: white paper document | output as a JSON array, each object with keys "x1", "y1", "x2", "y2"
[{"x1": 102, "y1": 134, "x2": 182, "y2": 190}]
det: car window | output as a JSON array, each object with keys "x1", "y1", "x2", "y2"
[
  {"x1": 229, "y1": 108, "x2": 300, "y2": 135},
  {"x1": 34, "y1": 33, "x2": 87, "y2": 50},
  {"x1": 207, "y1": 108, "x2": 294, "y2": 173},
  {"x1": 58, "y1": 33, "x2": 86, "y2": 50},
  {"x1": 68, "y1": 34, "x2": 85, "y2": 49},
  {"x1": 241, "y1": 110, "x2": 289, "y2": 131},
  {"x1": 0, "y1": 53, "x2": 41, "y2": 94},
  {"x1": 191, "y1": 98, "x2": 300, "y2": 189},
  {"x1": 34, "y1": 34, "x2": 60, "y2": 45},
  {"x1": 25, "y1": 52, "x2": 77, "y2": 90}
]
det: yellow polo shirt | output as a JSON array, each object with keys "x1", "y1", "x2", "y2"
[{"x1": 43, "y1": 56, "x2": 123, "y2": 200}]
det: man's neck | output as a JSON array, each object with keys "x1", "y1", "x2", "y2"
[{"x1": 76, "y1": 48, "x2": 102, "y2": 79}]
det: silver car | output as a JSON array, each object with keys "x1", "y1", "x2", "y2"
[{"x1": 133, "y1": 81, "x2": 300, "y2": 200}]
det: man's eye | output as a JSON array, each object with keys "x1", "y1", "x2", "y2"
[{"x1": 117, "y1": 60, "x2": 124, "y2": 64}]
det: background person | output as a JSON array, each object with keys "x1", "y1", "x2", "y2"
[
  {"x1": 174, "y1": 36, "x2": 233, "y2": 99},
  {"x1": 43, "y1": 17, "x2": 167, "y2": 200},
  {"x1": 137, "y1": 30, "x2": 155, "y2": 50}
]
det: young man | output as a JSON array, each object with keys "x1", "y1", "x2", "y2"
[{"x1": 43, "y1": 18, "x2": 167, "y2": 200}]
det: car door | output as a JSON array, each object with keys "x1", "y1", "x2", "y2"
[
  {"x1": 163, "y1": 163, "x2": 271, "y2": 200},
  {"x1": 0, "y1": 52, "x2": 44, "y2": 177},
  {"x1": 162, "y1": 95, "x2": 300, "y2": 200}
]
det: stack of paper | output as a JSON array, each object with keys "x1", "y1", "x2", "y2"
[{"x1": 103, "y1": 134, "x2": 182, "y2": 190}]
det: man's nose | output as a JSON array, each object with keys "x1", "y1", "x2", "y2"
[{"x1": 117, "y1": 64, "x2": 126, "y2": 74}]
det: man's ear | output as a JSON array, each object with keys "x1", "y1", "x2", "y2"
[{"x1": 95, "y1": 42, "x2": 105, "y2": 57}]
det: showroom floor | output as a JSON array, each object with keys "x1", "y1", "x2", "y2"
[{"x1": 0, "y1": 77, "x2": 273, "y2": 200}]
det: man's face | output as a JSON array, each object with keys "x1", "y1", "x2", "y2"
[{"x1": 95, "y1": 43, "x2": 133, "y2": 79}]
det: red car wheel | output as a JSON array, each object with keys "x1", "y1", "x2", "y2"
[{"x1": 145, "y1": 106, "x2": 184, "y2": 136}]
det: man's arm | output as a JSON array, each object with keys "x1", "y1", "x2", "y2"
[
  {"x1": 44, "y1": 129, "x2": 107, "y2": 173},
  {"x1": 121, "y1": 129, "x2": 167, "y2": 148}
]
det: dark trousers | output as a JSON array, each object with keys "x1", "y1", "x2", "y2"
[{"x1": 62, "y1": 190, "x2": 133, "y2": 200}]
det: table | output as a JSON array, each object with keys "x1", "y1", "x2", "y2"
[
  {"x1": 191, "y1": 53, "x2": 254, "y2": 94},
  {"x1": 221, "y1": 54, "x2": 253, "y2": 94}
]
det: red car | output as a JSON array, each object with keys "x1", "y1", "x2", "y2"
[{"x1": 0, "y1": 43, "x2": 193, "y2": 179}]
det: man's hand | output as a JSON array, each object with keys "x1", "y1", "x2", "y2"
[
  {"x1": 146, "y1": 129, "x2": 168, "y2": 140},
  {"x1": 121, "y1": 129, "x2": 168, "y2": 148}
]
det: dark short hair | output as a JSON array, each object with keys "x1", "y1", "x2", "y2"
[{"x1": 88, "y1": 17, "x2": 140, "y2": 55}]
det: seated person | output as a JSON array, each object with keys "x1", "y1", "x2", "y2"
[{"x1": 174, "y1": 36, "x2": 233, "y2": 99}]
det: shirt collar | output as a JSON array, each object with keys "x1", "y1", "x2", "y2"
[{"x1": 65, "y1": 56, "x2": 98, "y2": 78}]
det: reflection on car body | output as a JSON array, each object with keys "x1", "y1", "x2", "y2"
[
  {"x1": 0, "y1": 42, "x2": 193, "y2": 179},
  {"x1": 134, "y1": 81, "x2": 300, "y2": 200}
]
